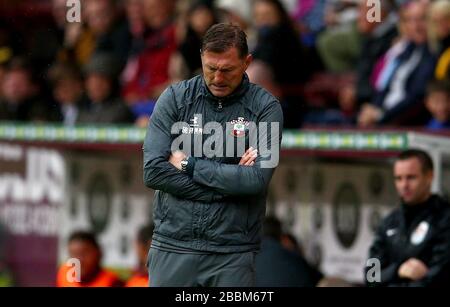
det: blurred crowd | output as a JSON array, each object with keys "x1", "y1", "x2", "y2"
[{"x1": 0, "y1": 0, "x2": 449, "y2": 129}]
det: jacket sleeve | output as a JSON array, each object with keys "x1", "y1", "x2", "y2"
[
  {"x1": 191, "y1": 99, "x2": 283, "y2": 196},
  {"x1": 143, "y1": 86, "x2": 224, "y2": 203},
  {"x1": 400, "y1": 213, "x2": 450, "y2": 287},
  {"x1": 366, "y1": 219, "x2": 402, "y2": 287}
]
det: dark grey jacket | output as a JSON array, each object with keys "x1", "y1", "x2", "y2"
[{"x1": 143, "y1": 74, "x2": 283, "y2": 253}]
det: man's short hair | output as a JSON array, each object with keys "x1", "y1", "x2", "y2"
[
  {"x1": 396, "y1": 149, "x2": 434, "y2": 173},
  {"x1": 201, "y1": 23, "x2": 248, "y2": 58},
  {"x1": 68, "y1": 230, "x2": 100, "y2": 251}
]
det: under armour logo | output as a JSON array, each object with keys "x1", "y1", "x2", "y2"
[{"x1": 190, "y1": 117, "x2": 199, "y2": 127}]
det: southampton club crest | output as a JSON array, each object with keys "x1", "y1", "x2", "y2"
[{"x1": 230, "y1": 117, "x2": 250, "y2": 137}]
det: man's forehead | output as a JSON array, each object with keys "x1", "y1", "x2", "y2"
[
  {"x1": 202, "y1": 49, "x2": 242, "y2": 66},
  {"x1": 394, "y1": 158, "x2": 422, "y2": 172}
]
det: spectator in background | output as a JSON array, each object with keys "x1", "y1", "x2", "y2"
[
  {"x1": 84, "y1": 0, "x2": 132, "y2": 68},
  {"x1": 354, "y1": 0, "x2": 399, "y2": 108},
  {"x1": 425, "y1": 79, "x2": 450, "y2": 130},
  {"x1": 309, "y1": 0, "x2": 398, "y2": 126},
  {"x1": 47, "y1": 62, "x2": 87, "y2": 126},
  {"x1": 215, "y1": 0, "x2": 253, "y2": 35},
  {"x1": 57, "y1": 231, "x2": 123, "y2": 287},
  {"x1": 125, "y1": 0, "x2": 146, "y2": 40},
  {"x1": 250, "y1": 0, "x2": 312, "y2": 128},
  {"x1": 325, "y1": 0, "x2": 361, "y2": 27},
  {"x1": 429, "y1": 0, "x2": 450, "y2": 81},
  {"x1": 358, "y1": 0, "x2": 437, "y2": 127},
  {"x1": 169, "y1": 0, "x2": 219, "y2": 82},
  {"x1": 255, "y1": 216, "x2": 323, "y2": 287},
  {"x1": 316, "y1": 0, "x2": 361, "y2": 73},
  {"x1": 125, "y1": 223, "x2": 154, "y2": 287},
  {"x1": 252, "y1": 0, "x2": 311, "y2": 86},
  {"x1": 121, "y1": 0, "x2": 177, "y2": 127},
  {"x1": 366, "y1": 149, "x2": 450, "y2": 287},
  {"x1": 0, "y1": 58, "x2": 57, "y2": 122},
  {"x1": 60, "y1": 0, "x2": 131, "y2": 68},
  {"x1": 78, "y1": 52, "x2": 134, "y2": 124},
  {"x1": 293, "y1": 0, "x2": 327, "y2": 48}
]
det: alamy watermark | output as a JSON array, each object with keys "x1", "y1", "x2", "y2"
[
  {"x1": 170, "y1": 115, "x2": 280, "y2": 169},
  {"x1": 367, "y1": 0, "x2": 382, "y2": 23},
  {"x1": 64, "y1": 0, "x2": 381, "y2": 24},
  {"x1": 66, "y1": 0, "x2": 81, "y2": 23},
  {"x1": 65, "y1": 258, "x2": 81, "y2": 283},
  {"x1": 366, "y1": 258, "x2": 381, "y2": 283}
]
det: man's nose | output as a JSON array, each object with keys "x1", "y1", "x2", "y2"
[
  {"x1": 214, "y1": 71, "x2": 225, "y2": 83},
  {"x1": 399, "y1": 180, "x2": 408, "y2": 190}
]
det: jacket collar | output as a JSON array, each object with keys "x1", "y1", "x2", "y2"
[{"x1": 201, "y1": 73, "x2": 250, "y2": 106}]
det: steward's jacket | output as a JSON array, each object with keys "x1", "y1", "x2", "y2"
[
  {"x1": 143, "y1": 74, "x2": 283, "y2": 253},
  {"x1": 366, "y1": 195, "x2": 450, "y2": 287}
]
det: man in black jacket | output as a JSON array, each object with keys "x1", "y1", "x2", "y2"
[
  {"x1": 143, "y1": 23, "x2": 283, "y2": 287},
  {"x1": 366, "y1": 149, "x2": 450, "y2": 287}
]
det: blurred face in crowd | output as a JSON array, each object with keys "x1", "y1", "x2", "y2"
[
  {"x1": 426, "y1": 91, "x2": 450, "y2": 123},
  {"x1": 143, "y1": 0, "x2": 175, "y2": 29},
  {"x1": 2, "y1": 69, "x2": 35, "y2": 104},
  {"x1": 394, "y1": 157, "x2": 433, "y2": 205},
  {"x1": 402, "y1": 1, "x2": 428, "y2": 44},
  {"x1": 253, "y1": 0, "x2": 281, "y2": 28},
  {"x1": 126, "y1": 0, "x2": 144, "y2": 22},
  {"x1": 429, "y1": 4, "x2": 450, "y2": 41},
  {"x1": 52, "y1": 0, "x2": 68, "y2": 28},
  {"x1": 201, "y1": 47, "x2": 252, "y2": 97},
  {"x1": 189, "y1": 6, "x2": 216, "y2": 36},
  {"x1": 85, "y1": 0, "x2": 116, "y2": 35},
  {"x1": 54, "y1": 78, "x2": 83, "y2": 105},
  {"x1": 68, "y1": 239, "x2": 101, "y2": 281},
  {"x1": 86, "y1": 74, "x2": 112, "y2": 103}
]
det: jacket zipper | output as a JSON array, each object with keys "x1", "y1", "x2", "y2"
[{"x1": 218, "y1": 100, "x2": 223, "y2": 110}]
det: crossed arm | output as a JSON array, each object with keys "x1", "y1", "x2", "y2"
[
  {"x1": 366, "y1": 220, "x2": 450, "y2": 287},
  {"x1": 143, "y1": 87, "x2": 282, "y2": 202}
]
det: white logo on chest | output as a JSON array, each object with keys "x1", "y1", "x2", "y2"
[{"x1": 410, "y1": 221, "x2": 430, "y2": 245}]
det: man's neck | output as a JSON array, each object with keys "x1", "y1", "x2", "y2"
[{"x1": 403, "y1": 193, "x2": 432, "y2": 207}]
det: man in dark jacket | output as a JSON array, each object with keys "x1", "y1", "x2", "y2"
[
  {"x1": 143, "y1": 23, "x2": 283, "y2": 287},
  {"x1": 366, "y1": 149, "x2": 450, "y2": 287},
  {"x1": 355, "y1": 0, "x2": 398, "y2": 106},
  {"x1": 77, "y1": 52, "x2": 134, "y2": 124},
  {"x1": 358, "y1": 0, "x2": 437, "y2": 127},
  {"x1": 255, "y1": 216, "x2": 323, "y2": 287}
]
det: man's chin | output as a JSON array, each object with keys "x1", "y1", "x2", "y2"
[
  {"x1": 401, "y1": 197, "x2": 419, "y2": 205},
  {"x1": 211, "y1": 90, "x2": 229, "y2": 98}
]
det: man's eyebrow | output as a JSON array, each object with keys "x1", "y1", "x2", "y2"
[{"x1": 206, "y1": 64, "x2": 235, "y2": 71}]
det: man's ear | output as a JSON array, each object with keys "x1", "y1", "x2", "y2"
[{"x1": 244, "y1": 54, "x2": 253, "y2": 70}]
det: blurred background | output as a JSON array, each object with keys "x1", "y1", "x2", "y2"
[{"x1": 0, "y1": 0, "x2": 450, "y2": 287}]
